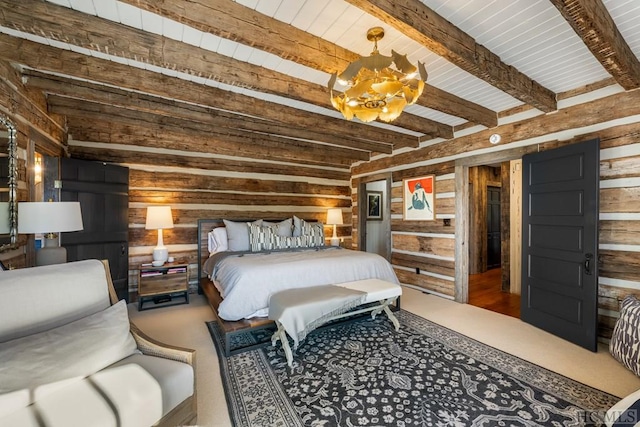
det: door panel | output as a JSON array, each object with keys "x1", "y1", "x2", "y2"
[
  {"x1": 59, "y1": 158, "x2": 129, "y2": 301},
  {"x1": 521, "y1": 139, "x2": 599, "y2": 351},
  {"x1": 487, "y1": 186, "x2": 501, "y2": 269}
]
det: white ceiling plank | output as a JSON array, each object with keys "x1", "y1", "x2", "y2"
[
  {"x1": 116, "y1": 1, "x2": 142, "y2": 29},
  {"x1": 68, "y1": 0, "x2": 95, "y2": 15},
  {"x1": 216, "y1": 38, "x2": 238, "y2": 58},
  {"x1": 92, "y1": 0, "x2": 119, "y2": 21},
  {"x1": 200, "y1": 32, "x2": 221, "y2": 53},
  {"x1": 182, "y1": 25, "x2": 203, "y2": 47},
  {"x1": 254, "y1": 0, "x2": 283, "y2": 18},
  {"x1": 140, "y1": 10, "x2": 163, "y2": 35},
  {"x1": 162, "y1": 17, "x2": 184, "y2": 41},
  {"x1": 273, "y1": 0, "x2": 305, "y2": 25}
]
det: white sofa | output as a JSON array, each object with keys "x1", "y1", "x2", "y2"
[{"x1": 0, "y1": 259, "x2": 197, "y2": 427}]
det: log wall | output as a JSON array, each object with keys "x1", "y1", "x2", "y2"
[
  {"x1": 68, "y1": 139, "x2": 353, "y2": 291},
  {"x1": 352, "y1": 89, "x2": 640, "y2": 342}
]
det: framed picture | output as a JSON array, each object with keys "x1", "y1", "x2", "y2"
[
  {"x1": 403, "y1": 175, "x2": 435, "y2": 221},
  {"x1": 366, "y1": 191, "x2": 383, "y2": 220}
]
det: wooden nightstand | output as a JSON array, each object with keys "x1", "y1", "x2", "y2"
[{"x1": 138, "y1": 262, "x2": 189, "y2": 310}]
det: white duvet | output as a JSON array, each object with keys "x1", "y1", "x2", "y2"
[{"x1": 205, "y1": 248, "x2": 399, "y2": 321}]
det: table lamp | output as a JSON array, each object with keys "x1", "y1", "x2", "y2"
[
  {"x1": 18, "y1": 201, "x2": 84, "y2": 266},
  {"x1": 326, "y1": 208, "x2": 343, "y2": 247},
  {"x1": 145, "y1": 206, "x2": 174, "y2": 265}
]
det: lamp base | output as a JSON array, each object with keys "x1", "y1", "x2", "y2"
[
  {"x1": 330, "y1": 237, "x2": 340, "y2": 247},
  {"x1": 153, "y1": 246, "x2": 169, "y2": 263},
  {"x1": 36, "y1": 246, "x2": 67, "y2": 266}
]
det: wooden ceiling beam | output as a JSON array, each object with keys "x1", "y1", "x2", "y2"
[
  {"x1": 0, "y1": 34, "x2": 419, "y2": 150},
  {"x1": 549, "y1": 0, "x2": 640, "y2": 90},
  {"x1": 50, "y1": 95, "x2": 367, "y2": 163},
  {"x1": 66, "y1": 116, "x2": 363, "y2": 168},
  {"x1": 68, "y1": 145, "x2": 350, "y2": 181},
  {"x1": 0, "y1": 0, "x2": 449, "y2": 139},
  {"x1": 24, "y1": 71, "x2": 392, "y2": 154},
  {"x1": 346, "y1": 0, "x2": 558, "y2": 113},
  {"x1": 120, "y1": 0, "x2": 496, "y2": 128},
  {"x1": 50, "y1": 98, "x2": 370, "y2": 164}
]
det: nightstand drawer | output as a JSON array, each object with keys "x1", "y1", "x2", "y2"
[
  {"x1": 139, "y1": 273, "x2": 187, "y2": 296},
  {"x1": 138, "y1": 262, "x2": 189, "y2": 310}
]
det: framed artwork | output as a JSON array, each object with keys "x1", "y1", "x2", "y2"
[
  {"x1": 403, "y1": 175, "x2": 435, "y2": 221},
  {"x1": 366, "y1": 191, "x2": 383, "y2": 220}
]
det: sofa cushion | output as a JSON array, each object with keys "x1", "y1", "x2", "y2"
[
  {"x1": 0, "y1": 363, "x2": 163, "y2": 427},
  {"x1": 605, "y1": 388, "x2": 640, "y2": 427},
  {"x1": 610, "y1": 295, "x2": 640, "y2": 376},
  {"x1": 0, "y1": 259, "x2": 111, "y2": 342},
  {"x1": 0, "y1": 300, "x2": 138, "y2": 399},
  {"x1": 109, "y1": 353, "x2": 194, "y2": 416}
]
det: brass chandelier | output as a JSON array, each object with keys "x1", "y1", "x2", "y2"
[{"x1": 328, "y1": 27, "x2": 427, "y2": 123}]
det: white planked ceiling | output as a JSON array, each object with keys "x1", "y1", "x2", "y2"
[{"x1": 4, "y1": 0, "x2": 640, "y2": 138}]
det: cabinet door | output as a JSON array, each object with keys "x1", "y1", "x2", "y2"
[{"x1": 59, "y1": 158, "x2": 130, "y2": 301}]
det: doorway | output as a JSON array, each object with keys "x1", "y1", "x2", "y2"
[
  {"x1": 358, "y1": 175, "x2": 392, "y2": 260},
  {"x1": 468, "y1": 164, "x2": 519, "y2": 317},
  {"x1": 456, "y1": 158, "x2": 522, "y2": 318}
]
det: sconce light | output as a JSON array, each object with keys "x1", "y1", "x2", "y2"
[
  {"x1": 145, "y1": 206, "x2": 174, "y2": 265},
  {"x1": 18, "y1": 201, "x2": 84, "y2": 266},
  {"x1": 326, "y1": 208, "x2": 344, "y2": 247},
  {"x1": 34, "y1": 155, "x2": 42, "y2": 184}
]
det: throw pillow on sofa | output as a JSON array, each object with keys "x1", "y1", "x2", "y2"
[
  {"x1": 610, "y1": 295, "x2": 640, "y2": 376},
  {"x1": 0, "y1": 299, "x2": 138, "y2": 396}
]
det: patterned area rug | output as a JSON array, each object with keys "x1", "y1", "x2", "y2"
[{"x1": 207, "y1": 310, "x2": 619, "y2": 426}]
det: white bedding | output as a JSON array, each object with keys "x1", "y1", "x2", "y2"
[{"x1": 204, "y1": 247, "x2": 399, "y2": 321}]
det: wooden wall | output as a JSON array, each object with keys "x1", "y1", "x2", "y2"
[
  {"x1": 352, "y1": 88, "x2": 640, "y2": 342},
  {"x1": 0, "y1": 59, "x2": 65, "y2": 268},
  {"x1": 67, "y1": 139, "x2": 353, "y2": 291}
]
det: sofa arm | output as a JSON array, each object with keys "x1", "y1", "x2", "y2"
[{"x1": 129, "y1": 322, "x2": 196, "y2": 368}]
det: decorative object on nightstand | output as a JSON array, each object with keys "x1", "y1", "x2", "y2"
[
  {"x1": 18, "y1": 201, "x2": 84, "y2": 266},
  {"x1": 138, "y1": 261, "x2": 189, "y2": 310},
  {"x1": 145, "y1": 205, "x2": 174, "y2": 265},
  {"x1": 326, "y1": 208, "x2": 343, "y2": 247}
]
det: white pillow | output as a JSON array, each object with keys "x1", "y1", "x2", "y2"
[
  {"x1": 223, "y1": 219, "x2": 262, "y2": 252},
  {"x1": 263, "y1": 218, "x2": 293, "y2": 237},
  {"x1": 293, "y1": 215, "x2": 303, "y2": 237},
  {"x1": 212, "y1": 227, "x2": 228, "y2": 252},
  {"x1": 207, "y1": 231, "x2": 218, "y2": 253},
  {"x1": 0, "y1": 300, "x2": 138, "y2": 396}
]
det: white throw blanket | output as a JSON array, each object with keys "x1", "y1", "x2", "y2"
[{"x1": 268, "y1": 285, "x2": 366, "y2": 348}]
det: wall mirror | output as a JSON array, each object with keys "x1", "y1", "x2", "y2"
[{"x1": 0, "y1": 114, "x2": 17, "y2": 251}]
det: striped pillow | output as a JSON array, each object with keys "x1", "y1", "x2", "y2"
[
  {"x1": 248, "y1": 223, "x2": 274, "y2": 252},
  {"x1": 610, "y1": 295, "x2": 640, "y2": 376},
  {"x1": 301, "y1": 220, "x2": 324, "y2": 247},
  {"x1": 271, "y1": 234, "x2": 309, "y2": 250}
]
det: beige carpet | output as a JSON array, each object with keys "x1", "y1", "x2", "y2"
[{"x1": 128, "y1": 287, "x2": 640, "y2": 427}]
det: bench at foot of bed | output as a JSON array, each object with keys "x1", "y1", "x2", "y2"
[{"x1": 269, "y1": 279, "x2": 402, "y2": 368}]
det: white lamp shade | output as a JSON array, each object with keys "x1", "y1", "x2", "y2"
[
  {"x1": 326, "y1": 208, "x2": 344, "y2": 225},
  {"x1": 145, "y1": 206, "x2": 174, "y2": 230},
  {"x1": 18, "y1": 202, "x2": 83, "y2": 233}
]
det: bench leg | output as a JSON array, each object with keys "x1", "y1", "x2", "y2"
[
  {"x1": 272, "y1": 321, "x2": 294, "y2": 368},
  {"x1": 370, "y1": 297, "x2": 400, "y2": 331}
]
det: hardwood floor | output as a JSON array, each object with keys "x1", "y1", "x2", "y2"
[{"x1": 469, "y1": 268, "x2": 521, "y2": 318}]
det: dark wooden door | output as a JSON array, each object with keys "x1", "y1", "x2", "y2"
[
  {"x1": 521, "y1": 139, "x2": 599, "y2": 351},
  {"x1": 59, "y1": 158, "x2": 130, "y2": 301},
  {"x1": 487, "y1": 186, "x2": 501, "y2": 269}
]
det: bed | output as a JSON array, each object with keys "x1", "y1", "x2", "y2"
[{"x1": 197, "y1": 218, "x2": 401, "y2": 355}]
